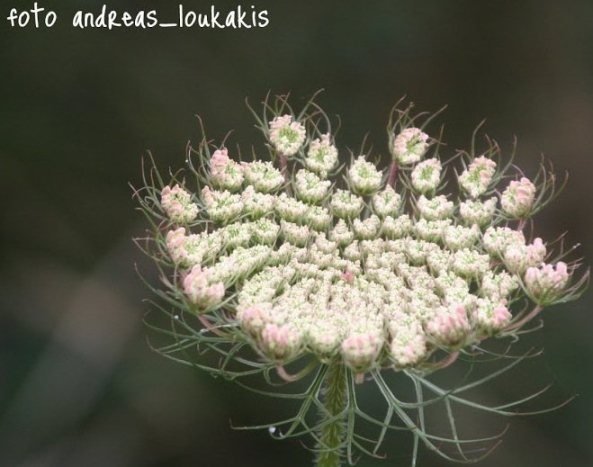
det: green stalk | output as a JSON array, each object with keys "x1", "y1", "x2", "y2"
[{"x1": 316, "y1": 362, "x2": 347, "y2": 467}]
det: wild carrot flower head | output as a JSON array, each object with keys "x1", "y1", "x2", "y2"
[
  {"x1": 133, "y1": 93, "x2": 589, "y2": 466},
  {"x1": 501, "y1": 176, "x2": 537, "y2": 218},
  {"x1": 160, "y1": 184, "x2": 198, "y2": 223},
  {"x1": 268, "y1": 114, "x2": 307, "y2": 156},
  {"x1": 391, "y1": 127, "x2": 430, "y2": 164}
]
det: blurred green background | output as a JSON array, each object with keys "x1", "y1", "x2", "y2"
[{"x1": 1, "y1": 0, "x2": 593, "y2": 466}]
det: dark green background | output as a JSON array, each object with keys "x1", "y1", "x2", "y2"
[{"x1": 1, "y1": 1, "x2": 593, "y2": 466}]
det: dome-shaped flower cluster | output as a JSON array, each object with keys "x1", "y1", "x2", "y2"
[
  {"x1": 156, "y1": 120, "x2": 580, "y2": 374},
  {"x1": 135, "y1": 94, "x2": 588, "y2": 467}
]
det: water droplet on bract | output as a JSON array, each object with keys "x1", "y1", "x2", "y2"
[
  {"x1": 174, "y1": 314, "x2": 180, "y2": 320},
  {"x1": 268, "y1": 426, "x2": 276, "y2": 435}
]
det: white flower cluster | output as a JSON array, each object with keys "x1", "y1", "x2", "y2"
[
  {"x1": 183, "y1": 265, "x2": 225, "y2": 309},
  {"x1": 243, "y1": 161, "x2": 284, "y2": 193},
  {"x1": 503, "y1": 237, "x2": 546, "y2": 273},
  {"x1": 458, "y1": 156, "x2": 497, "y2": 198},
  {"x1": 501, "y1": 177, "x2": 536, "y2": 218},
  {"x1": 210, "y1": 148, "x2": 244, "y2": 191},
  {"x1": 372, "y1": 186, "x2": 401, "y2": 217},
  {"x1": 268, "y1": 114, "x2": 307, "y2": 156},
  {"x1": 525, "y1": 262, "x2": 569, "y2": 303},
  {"x1": 241, "y1": 186, "x2": 276, "y2": 218},
  {"x1": 348, "y1": 156, "x2": 383, "y2": 195},
  {"x1": 156, "y1": 121, "x2": 574, "y2": 374},
  {"x1": 294, "y1": 169, "x2": 331, "y2": 203},
  {"x1": 411, "y1": 158, "x2": 442, "y2": 193},
  {"x1": 459, "y1": 198, "x2": 497, "y2": 226},
  {"x1": 416, "y1": 195, "x2": 454, "y2": 220},
  {"x1": 305, "y1": 134, "x2": 338, "y2": 177},
  {"x1": 160, "y1": 184, "x2": 198, "y2": 223},
  {"x1": 330, "y1": 189, "x2": 364, "y2": 219},
  {"x1": 166, "y1": 227, "x2": 222, "y2": 267},
  {"x1": 392, "y1": 127, "x2": 429, "y2": 165},
  {"x1": 201, "y1": 186, "x2": 243, "y2": 223}
]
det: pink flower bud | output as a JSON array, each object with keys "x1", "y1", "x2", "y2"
[
  {"x1": 492, "y1": 305, "x2": 512, "y2": 327},
  {"x1": 524, "y1": 262, "x2": 570, "y2": 303},
  {"x1": 161, "y1": 184, "x2": 198, "y2": 223},
  {"x1": 472, "y1": 299, "x2": 512, "y2": 334},
  {"x1": 165, "y1": 227, "x2": 187, "y2": 264},
  {"x1": 260, "y1": 324, "x2": 302, "y2": 361},
  {"x1": 503, "y1": 237, "x2": 546, "y2": 273},
  {"x1": 201, "y1": 186, "x2": 214, "y2": 208},
  {"x1": 237, "y1": 304, "x2": 271, "y2": 336},
  {"x1": 501, "y1": 177, "x2": 536, "y2": 218},
  {"x1": 210, "y1": 148, "x2": 230, "y2": 177},
  {"x1": 182, "y1": 265, "x2": 225, "y2": 309},
  {"x1": 341, "y1": 269, "x2": 355, "y2": 283},
  {"x1": 426, "y1": 304, "x2": 471, "y2": 346},
  {"x1": 526, "y1": 238, "x2": 546, "y2": 263},
  {"x1": 341, "y1": 332, "x2": 383, "y2": 372}
]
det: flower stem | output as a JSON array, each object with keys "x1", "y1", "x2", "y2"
[
  {"x1": 278, "y1": 152, "x2": 289, "y2": 181},
  {"x1": 277, "y1": 152, "x2": 292, "y2": 195},
  {"x1": 316, "y1": 362, "x2": 347, "y2": 467},
  {"x1": 387, "y1": 160, "x2": 399, "y2": 188}
]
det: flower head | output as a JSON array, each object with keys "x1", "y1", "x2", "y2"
[
  {"x1": 411, "y1": 158, "x2": 442, "y2": 194},
  {"x1": 183, "y1": 265, "x2": 225, "y2": 309},
  {"x1": 210, "y1": 148, "x2": 244, "y2": 191},
  {"x1": 243, "y1": 161, "x2": 284, "y2": 193},
  {"x1": 472, "y1": 299, "x2": 512, "y2": 335},
  {"x1": 269, "y1": 114, "x2": 306, "y2": 156},
  {"x1": 260, "y1": 323, "x2": 302, "y2": 361},
  {"x1": 161, "y1": 184, "x2": 198, "y2": 223},
  {"x1": 372, "y1": 185, "x2": 401, "y2": 217},
  {"x1": 501, "y1": 177, "x2": 536, "y2": 218},
  {"x1": 459, "y1": 197, "x2": 497, "y2": 226},
  {"x1": 294, "y1": 169, "x2": 331, "y2": 203},
  {"x1": 392, "y1": 127, "x2": 429, "y2": 164},
  {"x1": 525, "y1": 261, "x2": 570, "y2": 304},
  {"x1": 348, "y1": 155, "x2": 383, "y2": 195},
  {"x1": 458, "y1": 156, "x2": 497, "y2": 198},
  {"x1": 136, "y1": 95, "x2": 587, "y2": 467},
  {"x1": 305, "y1": 134, "x2": 338, "y2": 177},
  {"x1": 426, "y1": 304, "x2": 471, "y2": 346}
]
